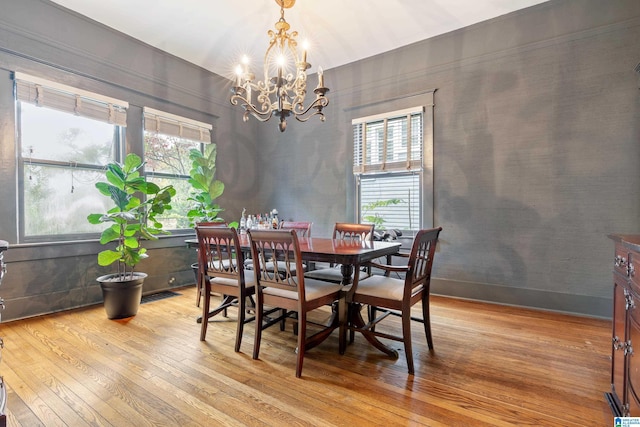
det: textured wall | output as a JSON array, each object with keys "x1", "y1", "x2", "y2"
[
  {"x1": 0, "y1": 0, "x2": 259, "y2": 320},
  {"x1": 256, "y1": 0, "x2": 640, "y2": 317}
]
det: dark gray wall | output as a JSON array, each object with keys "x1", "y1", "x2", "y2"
[
  {"x1": 257, "y1": 0, "x2": 640, "y2": 318},
  {"x1": 0, "y1": 0, "x2": 260, "y2": 320},
  {"x1": 0, "y1": 0, "x2": 638, "y2": 320}
]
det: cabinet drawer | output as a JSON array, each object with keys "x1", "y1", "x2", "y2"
[{"x1": 615, "y1": 244, "x2": 630, "y2": 277}]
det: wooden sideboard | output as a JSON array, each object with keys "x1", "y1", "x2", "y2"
[{"x1": 607, "y1": 234, "x2": 640, "y2": 416}]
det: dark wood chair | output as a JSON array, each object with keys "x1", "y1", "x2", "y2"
[
  {"x1": 279, "y1": 220, "x2": 312, "y2": 237},
  {"x1": 193, "y1": 221, "x2": 228, "y2": 307},
  {"x1": 304, "y1": 222, "x2": 375, "y2": 284},
  {"x1": 347, "y1": 227, "x2": 442, "y2": 374},
  {"x1": 248, "y1": 229, "x2": 344, "y2": 378},
  {"x1": 196, "y1": 225, "x2": 255, "y2": 352}
]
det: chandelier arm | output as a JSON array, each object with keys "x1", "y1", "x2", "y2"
[
  {"x1": 230, "y1": 94, "x2": 275, "y2": 122},
  {"x1": 294, "y1": 110, "x2": 325, "y2": 123},
  {"x1": 291, "y1": 97, "x2": 330, "y2": 121}
]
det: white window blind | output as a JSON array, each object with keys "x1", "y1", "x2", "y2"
[
  {"x1": 353, "y1": 106, "x2": 423, "y2": 174},
  {"x1": 143, "y1": 107, "x2": 212, "y2": 144},
  {"x1": 360, "y1": 173, "x2": 420, "y2": 230},
  {"x1": 14, "y1": 72, "x2": 128, "y2": 127}
]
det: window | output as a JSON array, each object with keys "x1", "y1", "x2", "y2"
[
  {"x1": 16, "y1": 73, "x2": 127, "y2": 240},
  {"x1": 353, "y1": 107, "x2": 424, "y2": 231},
  {"x1": 143, "y1": 108, "x2": 213, "y2": 230}
]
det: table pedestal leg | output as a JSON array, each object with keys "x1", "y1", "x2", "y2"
[
  {"x1": 349, "y1": 303, "x2": 399, "y2": 358},
  {"x1": 340, "y1": 264, "x2": 353, "y2": 286}
]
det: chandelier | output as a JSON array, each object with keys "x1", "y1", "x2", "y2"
[{"x1": 230, "y1": 0, "x2": 329, "y2": 132}]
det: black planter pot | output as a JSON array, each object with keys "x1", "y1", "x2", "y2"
[{"x1": 97, "y1": 272, "x2": 147, "y2": 320}]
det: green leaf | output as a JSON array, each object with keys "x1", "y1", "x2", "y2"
[
  {"x1": 87, "y1": 213, "x2": 103, "y2": 224},
  {"x1": 95, "y1": 182, "x2": 112, "y2": 197},
  {"x1": 108, "y1": 186, "x2": 130, "y2": 210},
  {"x1": 125, "y1": 196, "x2": 141, "y2": 210},
  {"x1": 106, "y1": 164, "x2": 126, "y2": 185},
  {"x1": 188, "y1": 148, "x2": 204, "y2": 162},
  {"x1": 209, "y1": 180, "x2": 224, "y2": 200},
  {"x1": 123, "y1": 227, "x2": 136, "y2": 237},
  {"x1": 123, "y1": 153, "x2": 142, "y2": 173},
  {"x1": 145, "y1": 181, "x2": 160, "y2": 194},
  {"x1": 99, "y1": 226, "x2": 120, "y2": 244},
  {"x1": 123, "y1": 236, "x2": 139, "y2": 248},
  {"x1": 126, "y1": 177, "x2": 147, "y2": 192},
  {"x1": 97, "y1": 250, "x2": 122, "y2": 266}
]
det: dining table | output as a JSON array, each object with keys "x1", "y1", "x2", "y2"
[{"x1": 186, "y1": 233, "x2": 402, "y2": 357}]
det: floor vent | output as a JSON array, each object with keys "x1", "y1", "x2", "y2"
[{"x1": 141, "y1": 290, "x2": 181, "y2": 304}]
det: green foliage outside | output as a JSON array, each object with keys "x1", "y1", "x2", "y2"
[
  {"x1": 361, "y1": 198, "x2": 403, "y2": 230},
  {"x1": 143, "y1": 131, "x2": 197, "y2": 229},
  {"x1": 87, "y1": 153, "x2": 176, "y2": 280}
]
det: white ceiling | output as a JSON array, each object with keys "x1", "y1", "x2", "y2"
[{"x1": 49, "y1": 0, "x2": 548, "y2": 79}]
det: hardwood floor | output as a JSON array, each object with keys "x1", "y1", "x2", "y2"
[{"x1": 1, "y1": 286, "x2": 612, "y2": 426}]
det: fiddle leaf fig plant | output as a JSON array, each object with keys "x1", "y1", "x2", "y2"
[
  {"x1": 187, "y1": 145, "x2": 237, "y2": 228},
  {"x1": 87, "y1": 153, "x2": 176, "y2": 280}
]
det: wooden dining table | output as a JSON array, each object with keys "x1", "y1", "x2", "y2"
[{"x1": 186, "y1": 233, "x2": 402, "y2": 357}]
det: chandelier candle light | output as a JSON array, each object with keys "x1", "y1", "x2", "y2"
[{"x1": 230, "y1": 0, "x2": 329, "y2": 132}]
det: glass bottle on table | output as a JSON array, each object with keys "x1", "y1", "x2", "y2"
[{"x1": 239, "y1": 208, "x2": 247, "y2": 234}]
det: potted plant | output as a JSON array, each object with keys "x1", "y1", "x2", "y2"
[{"x1": 87, "y1": 153, "x2": 176, "y2": 319}]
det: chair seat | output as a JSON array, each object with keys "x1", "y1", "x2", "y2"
[
  {"x1": 354, "y1": 274, "x2": 423, "y2": 301},
  {"x1": 304, "y1": 266, "x2": 368, "y2": 282},
  {"x1": 210, "y1": 270, "x2": 255, "y2": 289},
  {"x1": 263, "y1": 278, "x2": 342, "y2": 301}
]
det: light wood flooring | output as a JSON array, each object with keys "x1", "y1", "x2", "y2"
[{"x1": 1, "y1": 285, "x2": 613, "y2": 426}]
